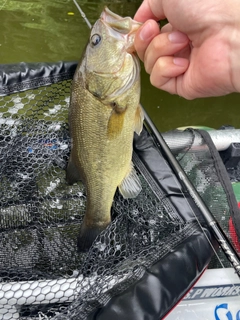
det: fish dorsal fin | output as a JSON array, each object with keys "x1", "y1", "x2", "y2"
[
  {"x1": 134, "y1": 104, "x2": 144, "y2": 135},
  {"x1": 118, "y1": 163, "x2": 142, "y2": 199}
]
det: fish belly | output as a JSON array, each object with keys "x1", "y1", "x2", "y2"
[{"x1": 68, "y1": 87, "x2": 134, "y2": 250}]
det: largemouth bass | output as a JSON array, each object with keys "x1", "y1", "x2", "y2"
[{"x1": 66, "y1": 7, "x2": 143, "y2": 252}]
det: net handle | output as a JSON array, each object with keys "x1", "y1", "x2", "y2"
[{"x1": 143, "y1": 108, "x2": 240, "y2": 278}]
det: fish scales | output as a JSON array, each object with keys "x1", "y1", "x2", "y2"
[{"x1": 66, "y1": 7, "x2": 143, "y2": 251}]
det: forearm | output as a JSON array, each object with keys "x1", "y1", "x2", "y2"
[{"x1": 230, "y1": 23, "x2": 240, "y2": 93}]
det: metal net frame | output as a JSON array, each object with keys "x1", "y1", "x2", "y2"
[{"x1": 0, "y1": 61, "x2": 239, "y2": 320}]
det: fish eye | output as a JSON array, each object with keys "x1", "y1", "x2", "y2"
[{"x1": 90, "y1": 34, "x2": 101, "y2": 47}]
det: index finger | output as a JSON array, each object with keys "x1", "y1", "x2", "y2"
[{"x1": 134, "y1": 0, "x2": 166, "y2": 22}]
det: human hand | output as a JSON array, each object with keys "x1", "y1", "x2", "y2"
[{"x1": 134, "y1": 0, "x2": 240, "y2": 99}]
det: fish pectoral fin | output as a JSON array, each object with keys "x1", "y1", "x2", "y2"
[
  {"x1": 134, "y1": 104, "x2": 144, "y2": 135},
  {"x1": 118, "y1": 163, "x2": 142, "y2": 199},
  {"x1": 107, "y1": 108, "x2": 126, "y2": 140},
  {"x1": 66, "y1": 156, "x2": 81, "y2": 185}
]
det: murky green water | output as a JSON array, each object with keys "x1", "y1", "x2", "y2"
[{"x1": 0, "y1": 0, "x2": 239, "y2": 132}]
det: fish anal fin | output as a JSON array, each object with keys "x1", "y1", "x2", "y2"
[
  {"x1": 118, "y1": 163, "x2": 142, "y2": 199},
  {"x1": 134, "y1": 104, "x2": 144, "y2": 135},
  {"x1": 66, "y1": 156, "x2": 81, "y2": 185}
]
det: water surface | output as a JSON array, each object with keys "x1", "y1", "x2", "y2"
[{"x1": 0, "y1": 0, "x2": 239, "y2": 131}]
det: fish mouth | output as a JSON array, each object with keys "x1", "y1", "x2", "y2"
[
  {"x1": 100, "y1": 7, "x2": 142, "y2": 53},
  {"x1": 86, "y1": 7, "x2": 141, "y2": 100}
]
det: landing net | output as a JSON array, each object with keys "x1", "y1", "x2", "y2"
[{"x1": 0, "y1": 62, "x2": 239, "y2": 320}]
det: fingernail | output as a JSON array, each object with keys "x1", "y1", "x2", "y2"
[
  {"x1": 139, "y1": 22, "x2": 154, "y2": 41},
  {"x1": 173, "y1": 57, "x2": 188, "y2": 67},
  {"x1": 168, "y1": 31, "x2": 188, "y2": 43}
]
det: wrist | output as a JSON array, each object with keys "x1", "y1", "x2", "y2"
[
  {"x1": 227, "y1": 1, "x2": 240, "y2": 93},
  {"x1": 229, "y1": 24, "x2": 240, "y2": 93}
]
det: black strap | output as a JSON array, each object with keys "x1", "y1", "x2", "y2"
[{"x1": 197, "y1": 129, "x2": 240, "y2": 241}]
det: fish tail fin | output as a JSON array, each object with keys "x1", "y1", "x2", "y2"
[{"x1": 77, "y1": 221, "x2": 109, "y2": 252}]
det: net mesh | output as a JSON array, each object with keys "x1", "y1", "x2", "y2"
[
  {"x1": 0, "y1": 74, "x2": 184, "y2": 319},
  {"x1": 0, "y1": 64, "x2": 239, "y2": 319},
  {"x1": 170, "y1": 128, "x2": 240, "y2": 267}
]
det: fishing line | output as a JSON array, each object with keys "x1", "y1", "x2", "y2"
[
  {"x1": 0, "y1": 0, "x2": 7, "y2": 11},
  {"x1": 72, "y1": 0, "x2": 240, "y2": 284},
  {"x1": 72, "y1": 0, "x2": 92, "y2": 29}
]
